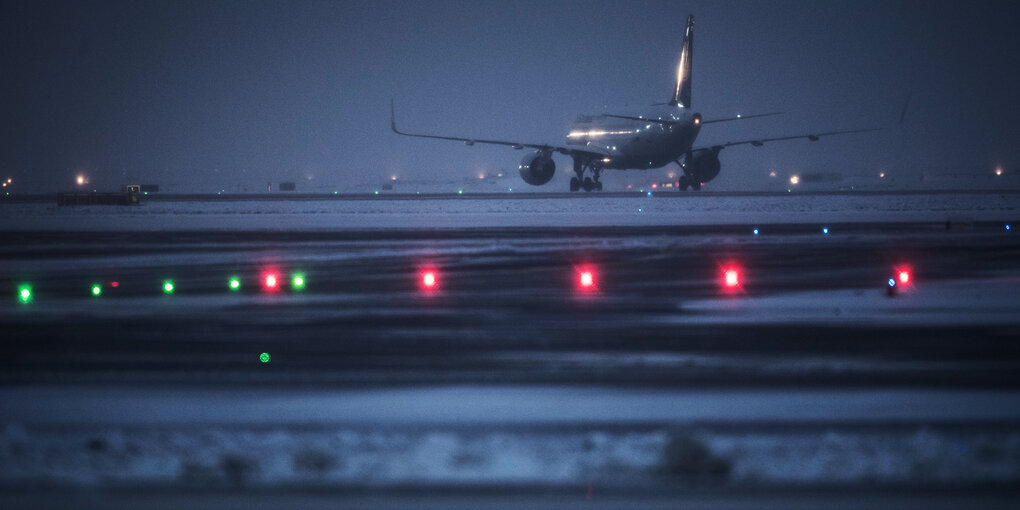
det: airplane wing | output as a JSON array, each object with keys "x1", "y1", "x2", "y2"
[
  {"x1": 701, "y1": 112, "x2": 783, "y2": 124},
  {"x1": 693, "y1": 127, "x2": 881, "y2": 152},
  {"x1": 601, "y1": 111, "x2": 782, "y2": 125},
  {"x1": 391, "y1": 100, "x2": 610, "y2": 158}
]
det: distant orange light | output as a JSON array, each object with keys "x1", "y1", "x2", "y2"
[
  {"x1": 995, "y1": 168, "x2": 1003, "y2": 176},
  {"x1": 76, "y1": 175, "x2": 85, "y2": 185}
]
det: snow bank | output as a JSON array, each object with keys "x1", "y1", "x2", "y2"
[{"x1": 1, "y1": 192, "x2": 1016, "y2": 231}]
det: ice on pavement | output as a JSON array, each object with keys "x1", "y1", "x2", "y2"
[{"x1": 4, "y1": 386, "x2": 1020, "y2": 426}]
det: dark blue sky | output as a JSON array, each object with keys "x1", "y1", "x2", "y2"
[{"x1": 2, "y1": 0, "x2": 1017, "y2": 192}]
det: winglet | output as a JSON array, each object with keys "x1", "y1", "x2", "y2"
[
  {"x1": 671, "y1": 14, "x2": 694, "y2": 108},
  {"x1": 898, "y1": 94, "x2": 911, "y2": 125},
  {"x1": 390, "y1": 97, "x2": 399, "y2": 134}
]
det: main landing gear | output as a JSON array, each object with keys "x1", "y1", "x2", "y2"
[
  {"x1": 678, "y1": 175, "x2": 701, "y2": 191},
  {"x1": 570, "y1": 158, "x2": 603, "y2": 192},
  {"x1": 676, "y1": 156, "x2": 701, "y2": 191}
]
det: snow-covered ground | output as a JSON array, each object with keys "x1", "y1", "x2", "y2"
[
  {"x1": 2, "y1": 386, "x2": 1019, "y2": 488},
  {"x1": 2, "y1": 193, "x2": 1018, "y2": 493},
  {"x1": 681, "y1": 277, "x2": 1020, "y2": 326},
  {"x1": 1, "y1": 192, "x2": 1016, "y2": 230}
]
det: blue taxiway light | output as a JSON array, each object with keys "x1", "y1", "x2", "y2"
[
  {"x1": 822, "y1": 227, "x2": 829, "y2": 235},
  {"x1": 888, "y1": 278, "x2": 896, "y2": 287},
  {"x1": 753, "y1": 228, "x2": 759, "y2": 235}
]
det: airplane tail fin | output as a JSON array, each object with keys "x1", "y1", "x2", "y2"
[{"x1": 671, "y1": 14, "x2": 694, "y2": 108}]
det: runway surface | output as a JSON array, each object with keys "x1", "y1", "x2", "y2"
[{"x1": 2, "y1": 193, "x2": 1019, "y2": 506}]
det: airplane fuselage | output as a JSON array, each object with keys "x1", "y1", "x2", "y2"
[
  {"x1": 564, "y1": 105, "x2": 701, "y2": 170},
  {"x1": 392, "y1": 14, "x2": 870, "y2": 192}
]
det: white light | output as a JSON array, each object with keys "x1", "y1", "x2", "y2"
[
  {"x1": 879, "y1": 172, "x2": 885, "y2": 178},
  {"x1": 995, "y1": 168, "x2": 1003, "y2": 176},
  {"x1": 789, "y1": 175, "x2": 800, "y2": 185},
  {"x1": 566, "y1": 129, "x2": 635, "y2": 138}
]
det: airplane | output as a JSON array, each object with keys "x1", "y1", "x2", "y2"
[{"x1": 391, "y1": 14, "x2": 876, "y2": 192}]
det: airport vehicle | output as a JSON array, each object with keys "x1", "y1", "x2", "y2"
[{"x1": 392, "y1": 15, "x2": 874, "y2": 191}]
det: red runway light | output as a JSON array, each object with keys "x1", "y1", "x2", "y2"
[
  {"x1": 111, "y1": 281, "x2": 119, "y2": 288},
  {"x1": 894, "y1": 265, "x2": 912, "y2": 286},
  {"x1": 422, "y1": 271, "x2": 437, "y2": 289},
  {"x1": 576, "y1": 267, "x2": 598, "y2": 291},
  {"x1": 720, "y1": 264, "x2": 743, "y2": 293},
  {"x1": 580, "y1": 271, "x2": 594, "y2": 287},
  {"x1": 264, "y1": 273, "x2": 279, "y2": 290},
  {"x1": 898, "y1": 270, "x2": 910, "y2": 284},
  {"x1": 724, "y1": 269, "x2": 740, "y2": 288}
]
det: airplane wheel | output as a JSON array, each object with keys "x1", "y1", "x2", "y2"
[
  {"x1": 678, "y1": 177, "x2": 689, "y2": 191},
  {"x1": 691, "y1": 181, "x2": 701, "y2": 191},
  {"x1": 570, "y1": 177, "x2": 580, "y2": 192},
  {"x1": 583, "y1": 177, "x2": 594, "y2": 192},
  {"x1": 596, "y1": 181, "x2": 603, "y2": 191}
]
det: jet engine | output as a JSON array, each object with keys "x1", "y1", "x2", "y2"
[
  {"x1": 518, "y1": 151, "x2": 556, "y2": 186},
  {"x1": 685, "y1": 147, "x2": 722, "y2": 183}
]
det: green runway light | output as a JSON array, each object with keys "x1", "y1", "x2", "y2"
[
  {"x1": 259, "y1": 352, "x2": 271, "y2": 363},
  {"x1": 163, "y1": 281, "x2": 175, "y2": 294},
  {"x1": 229, "y1": 277, "x2": 241, "y2": 290},
  {"x1": 91, "y1": 284, "x2": 102, "y2": 296},
  {"x1": 18, "y1": 285, "x2": 32, "y2": 303},
  {"x1": 292, "y1": 274, "x2": 305, "y2": 289}
]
